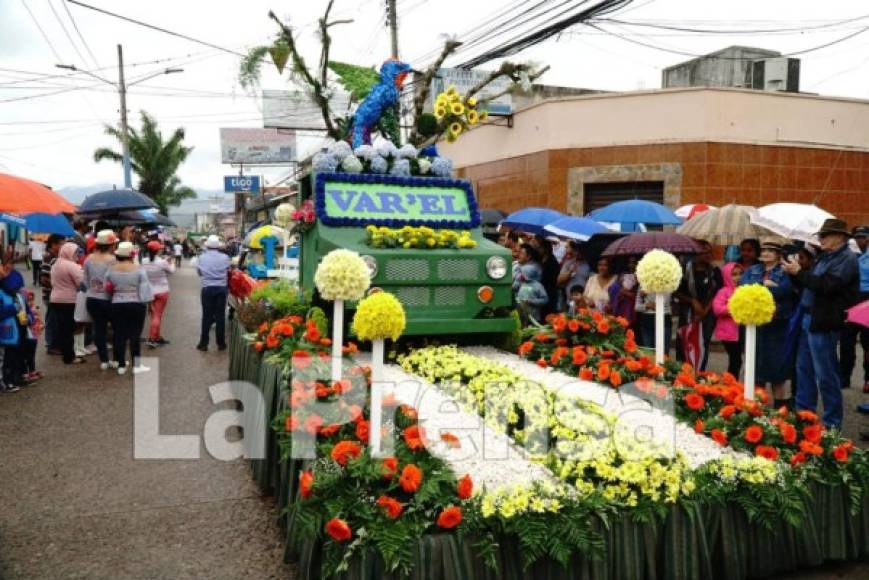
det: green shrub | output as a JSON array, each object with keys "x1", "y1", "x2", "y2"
[{"x1": 250, "y1": 279, "x2": 310, "y2": 318}]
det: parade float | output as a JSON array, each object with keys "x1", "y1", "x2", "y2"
[{"x1": 228, "y1": 13, "x2": 869, "y2": 579}]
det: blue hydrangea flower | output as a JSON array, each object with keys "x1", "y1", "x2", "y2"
[
  {"x1": 397, "y1": 144, "x2": 418, "y2": 159},
  {"x1": 430, "y1": 156, "x2": 453, "y2": 177},
  {"x1": 328, "y1": 140, "x2": 353, "y2": 159},
  {"x1": 389, "y1": 158, "x2": 411, "y2": 177},
  {"x1": 369, "y1": 155, "x2": 388, "y2": 174},
  {"x1": 376, "y1": 139, "x2": 398, "y2": 159},
  {"x1": 313, "y1": 152, "x2": 339, "y2": 173},
  {"x1": 353, "y1": 144, "x2": 377, "y2": 160}
]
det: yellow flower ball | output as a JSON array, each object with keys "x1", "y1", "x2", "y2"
[
  {"x1": 314, "y1": 248, "x2": 371, "y2": 301},
  {"x1": 636, "y1": 249, "x2": 683, "y2": 294},
  {"x1": 352, "y1": 292, "x2": 406, "y2": 341},
  {"x1": 728, "y1": 284, "x2": 775, "y2": 326}
]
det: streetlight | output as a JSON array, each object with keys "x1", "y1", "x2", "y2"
[{"x1": 57, "y1": 44, "x2": 183, "y2": 189}]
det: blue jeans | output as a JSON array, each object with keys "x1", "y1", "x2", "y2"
[
  {"x1": 796, "y1": 316, "x2": 843, "y2": 429},
  {"x1": 200, "y1": 286, "x2": 227, "y2": 348}
]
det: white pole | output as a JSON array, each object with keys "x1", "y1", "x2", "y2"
[
  {"x1": 331, "y1": 300, "x2": 343, "y2": 383},
  {"x1": 744, "y1": 324, "x2": 757, "y2": 400},
  {"x1": 369, "y1": 338, "x2": 385, "y2": 456},
  {"x1": 655, "y1": 293, "x2": 665, "y2": 365}
]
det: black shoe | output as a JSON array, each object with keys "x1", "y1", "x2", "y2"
[
  {"x1": 217, "y1": 344, "x2": 227, "y2": 351},
  {"x1": 196, "y1": 344, "x2": 208, "y2": 352},
  {"x1": 157, "y1": 337, "x2": 170, "y2": 345}
]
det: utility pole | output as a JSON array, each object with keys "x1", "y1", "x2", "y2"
[
  {"x1": 117, "y1": 44, "x2": 132, "y2": 189},
  {"x1": 387, "y1": 0, "x2": 398, "y2": 59}
]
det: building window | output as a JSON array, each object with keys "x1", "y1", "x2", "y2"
[{"x1": 583, "y1": 181, "x2": 665, "y2": 212}]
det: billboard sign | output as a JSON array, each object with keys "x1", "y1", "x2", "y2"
[
  {"x1": 262, "y1": 90, "x2": 352, "y2": 130},
  {"x1": 219, "y1": 128, "x2": 296, "y2": 164},
  {"x1": 429, "y1": 68, "x2": 513, "y2": 116},
  {"x1": 224, "y1": 175, "x2": 261, "y2": 194}
]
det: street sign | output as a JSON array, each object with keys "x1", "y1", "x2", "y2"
[
  {"x1": 224, "y1": 175, "x2": 261, "y2": 194},
  {"x1": 428, "y1": 68, "x2": 513, "y2": 116},
  {"x1": 219, "y1": 128, "x2": 296, "y2": 164}
]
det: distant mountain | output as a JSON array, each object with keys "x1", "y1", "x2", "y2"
[
  {"x1": 56, "y1": 184, "x2": 228, "y2": 211},
  {"x1": 57, "y1": 183, "x2": 114, "y2": 204}
]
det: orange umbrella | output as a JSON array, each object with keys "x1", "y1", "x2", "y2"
[{"x1": 0, "y1": 172, "x2": 76, "y2": 214}]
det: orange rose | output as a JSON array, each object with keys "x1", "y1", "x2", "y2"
[
  {"x1": 684, "y1": 393, "x2": 705, "y2": 411},
  {"x1": 254, "y1": 341, "x2": 264, "y2": 352},
  {"x1": 355, "y1": 420, "x2": 370, "y2": 442},
  {"x1": 457, "y1": 474, "x2": 473, "y2": 499},
  {"x1": 437, "y1": 506, "x2": 462, "y2": 529},
  {"x1": 518, "y1": 341, "x2": 534, "y2": 356},
  {"x1": 381, "y1": 457, "x2": 398, "y2": 480},
  {"x1": 790, "y1": 451, "x2": 808, "y2": 467},
  {"x1": 536, "y1": 358, "x2": 548, "y2": 368},
  {"x1": 609, "y1": 371, "x2": 623, "y2": 387},
  {"x1": 567, "y1": 319, "x2": 580, "y2": 333},
  {"x1": 300, "y1": 471, "x2": 314, "y2": 498},
  {"x1": 376, "y1": 495, "x2": 403, "y2": 519},
  {"x1": 832, "y1": 444, "x2": 850, "y2": 463},
  {"x1": 265, "y1": 335, "x2": 280, "y2": 349},
  {"x1": 596, "y1": 364, "x2": 611, "y2": 382},
  {"x1": 802, "y1": 424, "x2": 823, "y2": 444},
  {"x1": 579, "y1": 367, "x2": 594, "y2": 381},
  {"x1": 755, "y1": 445, "x2": 779, "y2": 461},
  {"x1": 319, "y1": 423, "x2": 342, "y2": 437},
  {"x1": 798, "y1": 440, "x2": 823, "y2": 456},
  {"x1": 719, "y1": 405, "x2": 737, "y2": 420},
  {"x1": 596, "y1": 321, "x2": 610, "y2": 334},
  {"x1": 779, "y1": 423, "x2": 797, "y2": 445},
  {"x1": 711, "y1": 429, "x2": 728, "y2": 446},
  {"x1": 399, "y1": 464, "x2": 423, "y2": 493},
  {"x1": 325, "y1": 518, "x2": 352, "y2": 542},
  {"x1": 694, "y1": 419, "x2": 705, "y2": 434},
  {"x1": 403, "y1": 425, "x2": 426, "y2": 451},
  {"x1": 743, "y1": 425, "x2": 764, "y2": 444},
  {"x1": 796, "y1": 410, "x2": 819, "y2": 423},
  {"x1": 330, "y1": 440, "x2": 362, "y2": 466}
]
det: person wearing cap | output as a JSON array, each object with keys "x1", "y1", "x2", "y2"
[
  {"x1": 840, "y1": 226, "x2": 869, "y2": 393},
  {"x1": 741, "y1": 238, "x2": 798, "y2": 408},
  {"x1": 83, "y1": 230, "x2": 118, "y2": 369},
  {"x1": 50, "y1": 242, "x2": 85, "y2": 365},
  {"x1": 196, "y1": 235, "x2": 231, "y2": 351},
  {"x1": 782, "y1": 218, "x2": 860, "y2": 429},
  {"x1": 105, "y1": 242, "x2": 154, "y2": 375},
  {"x1": 142, "y1": 240, "x2": 175, "y2": 348}
]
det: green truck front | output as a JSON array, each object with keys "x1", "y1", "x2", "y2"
[{"x1": 299, "y1": 172, "x2": 515, "y2": 336}]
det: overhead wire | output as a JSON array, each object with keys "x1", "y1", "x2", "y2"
[
  {"x1": 20, "y1": 0, "x2": 63, "y2": 61},
  {"x1": 48, "y1": 0, "x2": 91, "y2": 67},
  {"x1": 61, "y1": 0, "x2": 101, "y2": 68}
]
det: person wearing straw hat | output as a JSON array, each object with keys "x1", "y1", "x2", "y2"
[
  {"x1": 741, "y1": 238, "x2": 798, "y2": 408},
  {"x1": 196, "y1": 235, "x2": 231, "y2": 352},
  {"x1": 83, "y1": 229, "x2": 118, "y2": 370},
  {"x1": 782, "y1": 219, "x2": 860, "y2": 429},
  {"x1": 105, "y1": 242, "x2": 154, "y2": 375}
]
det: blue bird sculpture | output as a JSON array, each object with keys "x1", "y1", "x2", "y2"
[{"x1": 351, "y1": 59, "x2": 412, "y2": 148}]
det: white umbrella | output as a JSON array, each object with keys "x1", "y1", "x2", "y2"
[{"x1": 749, "y1": 203, "x2": 834, "y2": 244}]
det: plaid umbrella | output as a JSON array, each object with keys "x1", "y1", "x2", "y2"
[
  {"x1": 676, "y1": 204, "x2": 771, "y2": 245},
  {"x1": 602, "y1": 232, "x2": 702, "y2": 257}
]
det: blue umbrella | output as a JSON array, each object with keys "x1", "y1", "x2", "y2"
[
  {"x1": 78, "y1": 188, "x2": 158, "y2": 213},
  {"x1": 590, "y1": 200, "x2": 682, "y2": 227},
  {"x1": 501, "y1": 207, "x2": 562, "y2": 235},
  {"x1": 0, "y1": 212, "x2": 26, "y2": 227},
  {"x1": 543, "y1": 216, "x2": 608, "y2": 241},
  {"x1": 23, "y1": 212, "x2": 75, "y2": 236}
]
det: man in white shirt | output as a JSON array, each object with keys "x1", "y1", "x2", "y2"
[
  {"x1": 172, "y1": 241, "x2": 183, "y2": 268},
  {"x1": 28, "y1": 236, "x2": 45, "y2": 286}
]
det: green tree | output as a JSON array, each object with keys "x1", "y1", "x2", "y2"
[{"x1": 94, "y1": 111, "x2": 196, "y2": 214}]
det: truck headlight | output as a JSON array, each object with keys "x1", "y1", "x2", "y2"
[
  {"x1": 361, "y1": 255, "x2": 378, "y2": 278},
  {"x1": 486, "y1": 256, "x2": 508, "y2": 279}
]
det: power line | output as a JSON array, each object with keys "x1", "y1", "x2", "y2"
[
  {"x1": 66, "y1": 0, "x2": 246, "y2": 57},
  {"x1": 599, "y1": 13, "x2": 869, "y2": 35},
  {"x1": 48, "y1": 0, "x2": 90, "y2": 66},
  {"x1": 20, "y1": 0, "x2": 63, "y2": 61},
  {"x1": 61, "y1": 0, "x2": 101, "y2": 68}
]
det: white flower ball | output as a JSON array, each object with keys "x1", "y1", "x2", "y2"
[
  {"x1": 417, "y1": 158, "x2": 432, "y2": 175},
  {"x1": 273, "y1": 203, "x2": 295, "y2": 228},
  {"x1": 636, "y1": 249, "x2": 683, "y2": 294},
  {"x1": 376, "y1": 139, "x2": 399, "y2": 159},
  {"x1": 314, "y1": 249, "x2": 371, "y2": 301},
  {"x1": 328, "y1": 140, "x2": 353, "y2": 159},
  {"x1": 353, "y1": 144, "x2": 377, "y2": 160},
  {"x1": 397, "y1": 144, "x2": 418, "y2": 159},
  {"x1": 341, "y1": 155, "x2": 364, "y2": 174}
]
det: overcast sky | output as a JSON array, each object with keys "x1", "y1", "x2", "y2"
[{"x1": 2, "y1": 0, "x2": 869, "y2": 197}]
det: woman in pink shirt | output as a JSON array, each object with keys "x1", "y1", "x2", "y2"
[
  {"x1": 50, "y1": 242, "x2": 84, "y2": 364},
  {"x1": 712, "y1": 262, "x2": 744, "y2": 378}
]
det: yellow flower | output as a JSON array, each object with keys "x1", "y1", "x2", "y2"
[
  {"x1": 434, "y1": 106, "x2": 447, "y2": 119},
  {"x1": 467, "y1": 97, "x2": 477, "y2": 108},
  {"x1": 450, "y1": 102, "x2": 465, "y2": 116},
  {"x1": 636, "y1": 249, "x2": 683, "y2": 294},
  {"x1": 728, "y1": 284, "x2": 775, "y2": 325},
  {"x1": 467, "y1": 110, "x2": 479, "y2": 125},
  {"x1": 352, "y1": 292, "x2": 406, "y2": 341},
  {"x1": 448, "y1": 122, "x2": 463, "y2": 137},
  {"x1": 479, "y1": 110, "x2": 489, "y2": 122},
  {"x1": 314, "y1": 249, "x2": 371, "y2": 301}
]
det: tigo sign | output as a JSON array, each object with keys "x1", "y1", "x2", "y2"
[{"x1": 224, "y1": 175, "x2": 261, "y2": 193}]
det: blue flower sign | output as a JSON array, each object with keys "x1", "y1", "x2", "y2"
[{"x1": 315, "y1": 173, "x2": 481, "y2": 229}]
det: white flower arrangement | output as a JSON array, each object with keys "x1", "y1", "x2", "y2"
[
  {"x1": 273, "y1": 203, "x2": 295, "y2": 228},
  {"x1": 389, "y1": 158, "x2": 411, "y2": 177},
  {"x1": 327, "y1": 140, "x2": 353, "y2": 160},
  {"x1": 397, "y1": 144, "x2": 418, "y2": 159},
  {"x1": 353, "y1": 144, "x2": 377, "y2": 160},
  {"x1": 313, "y1": 249, "x2": 371, "y2": 301},
  {"x1": 636, "y1": 250, "x2": 683, "y2": 294},
  {"x1": 417, "y1": 158, "x2": 432, "y2": 175},
  {"x1": 340, "y1": 154, "x2": 363, "y2": 174}
]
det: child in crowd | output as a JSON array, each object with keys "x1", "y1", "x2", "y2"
[
  {"x1": 516, "y1": 264, "x2": 549, "y2": 324},
  {"x1": 0, "y1": 270, "x2": 25, "y2": 392},
  {"x1": 712, "y1": 262, "x2": 744, "y2": 378},
  {"x1": 23, "y1": 289, "x2": 42, "y2": 382},
  {"x1": 567, "y1": 285, "x2": 585, "y2": 316}
]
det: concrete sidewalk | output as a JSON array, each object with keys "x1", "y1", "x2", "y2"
[{"x1": 0, "y1": 263, "x2": 291, "y2": 579}]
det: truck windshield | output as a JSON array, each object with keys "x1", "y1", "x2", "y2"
[{"x1": 315, "y1": 172, "x2": 480, "y2": 229}]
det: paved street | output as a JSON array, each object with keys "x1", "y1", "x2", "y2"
[{"x1": 0, "y1": 263, "x2": 291, "y2": 579}]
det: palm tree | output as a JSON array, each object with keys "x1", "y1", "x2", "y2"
[{"x1": 94, "y1": 111, "x2": 197, "y2": 214}]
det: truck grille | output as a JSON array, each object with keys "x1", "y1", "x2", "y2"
[
  {"x1": 437, "y1": 258, "x2": 479, "y2": 280},
  {"x1": 434, "y1": 286, "x2": 465, "y2": 306},
  {"x1": 385, "y1": 259, "x2": 429, "y2": 282},
  {"x1": 395, "y1": 286, "x2": 429, "y2": 307}
]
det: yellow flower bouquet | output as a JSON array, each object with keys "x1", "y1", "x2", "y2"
[
  {"x1": 364, "y1": 225, "x2": 477, "y2": 250},
  {"x1": 728, "y1": 284, "x2": 775, "y2": 326},
  {"x1": 636, "y1": 249, "x2": 683, "y2": 294}
]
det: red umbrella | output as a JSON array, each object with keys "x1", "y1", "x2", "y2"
[
  {"x1": 602, "y1": 232, "x2": 702, "y2": 257},
  {"x1": 0, "y1": 172, "x2": 76, "y2": 214}
]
